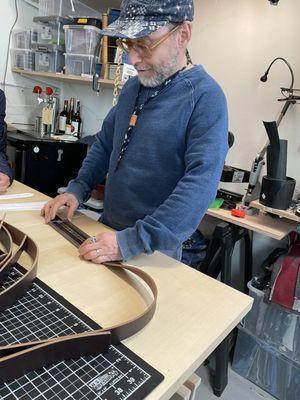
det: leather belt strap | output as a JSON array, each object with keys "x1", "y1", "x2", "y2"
[{"x1": 0, "y1": 220, "x2": 158, "y2": 384}]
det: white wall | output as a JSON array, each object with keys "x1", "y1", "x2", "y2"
[
  {"x1": 191, "y1": 0, "x2": 300, "y2": 195},
  {"x1": 61, "y1": 83, "x2": 113, "y2": 135}
]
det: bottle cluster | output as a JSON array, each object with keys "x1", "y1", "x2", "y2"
[{"x1": 58, "y1": 98, "x2": 82, "y2": 138}]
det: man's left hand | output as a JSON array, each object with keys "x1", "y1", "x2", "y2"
[
  {"x1": 79, "y1": 232, "x2": 122, "y2": 264},
  {"x1": 0, "y1": 173, "x2": 10, "y2": 193}
]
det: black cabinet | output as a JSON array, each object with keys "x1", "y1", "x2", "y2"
[{"x1": 7, "y1": 131, "x2": 88, "y2": 197}]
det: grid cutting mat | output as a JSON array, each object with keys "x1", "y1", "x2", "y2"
[{"x1": 0, "y1": 267, "x2": 163, "y2": 400}]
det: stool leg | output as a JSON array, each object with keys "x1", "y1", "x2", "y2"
[{"x1": 213, "y1": 335, "x2": 230, "y2": 397}]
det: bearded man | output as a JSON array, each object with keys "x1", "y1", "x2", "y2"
[{"x1": 42, "y1": 0, "x2": 229, "y2": 264}]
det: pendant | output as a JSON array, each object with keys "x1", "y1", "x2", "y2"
[{"x1": 129, "y1": 114, "x2": 138, "y2": 127}]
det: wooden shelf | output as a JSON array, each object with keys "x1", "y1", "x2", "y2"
[
  {"x1": 206, "y1": 207, "x2": 298, "y2": 240},
  {"x1": 12, "y1": 68, "x2": 117, "y2": 88},
  {"x1": 250, "y1": 200, "x2": 300, "y2": 223}
]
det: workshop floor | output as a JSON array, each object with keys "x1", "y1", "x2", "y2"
[{"x1": 194, "y1": 364, "x2": 276, "y2": 400}]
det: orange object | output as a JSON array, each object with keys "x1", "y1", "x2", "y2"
[
  {"x1": 129, "y1": 114, "x2": 138, "y2": 127},
  {"x1": 231, "y1": 208, "x2": 246, "y2": 218}
]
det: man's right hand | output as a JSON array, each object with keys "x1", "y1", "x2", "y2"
[{"x1": 41, "y1": 193, "x2": 79, "y2": 223}]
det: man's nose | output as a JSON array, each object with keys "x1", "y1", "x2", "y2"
[{"x1": 128, "y1": 49, "x2": 143, "y2": 65}]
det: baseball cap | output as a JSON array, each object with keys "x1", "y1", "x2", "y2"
[{"x1": 100, "y1": 0, "x2": 194, "y2": 39}]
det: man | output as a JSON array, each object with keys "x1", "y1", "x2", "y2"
[
  {"x1": 0, "y1": 89, "x2": 13, "y2": 192},
  {"x1": 42, "y1": 0, "x2": 228, "y2": 264}
]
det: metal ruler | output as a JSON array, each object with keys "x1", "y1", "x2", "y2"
[{"x1": 49, "y1": 216, "x2": 90, "y2": 247}]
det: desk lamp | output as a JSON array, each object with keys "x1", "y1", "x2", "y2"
[{"x1": 243, "y1": 57, "x2": 300, "y2": 207}]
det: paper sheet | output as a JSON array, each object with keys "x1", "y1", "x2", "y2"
[
  {"x1": 0, "y1": 193, "x2": 34, "y2": 200},
  {"x1": 0, "y1": 202, "x2": 46, "y2": 211}
]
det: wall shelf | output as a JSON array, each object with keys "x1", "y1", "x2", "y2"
[{"x1": 12, "y1": 68, "x2": 117, "y2": 88}]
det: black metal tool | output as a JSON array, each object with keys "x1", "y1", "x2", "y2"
[{"x1": 49, "y1": 216, "x2": 90, "y2": 247}]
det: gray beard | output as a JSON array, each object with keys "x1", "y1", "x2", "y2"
[{"x1": 137, "y1": 50, "x2": 181, "y2": 87}]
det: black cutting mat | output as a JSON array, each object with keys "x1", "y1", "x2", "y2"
[{"x1": 0, "y1": 267, "x2": 164, "y2": 400}]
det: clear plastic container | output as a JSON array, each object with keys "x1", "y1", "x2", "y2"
[
  {"x1": 10, "y1": 48, "x2": 35, "y2": 71},
  {"x1": 243, "y1": 280, "x2": 300, "y2": 364},
  {"x1": 35, "y1": 50, "x2": 64, "y2": 73},
  {"x1": 12, "y1": 29, "x2": 32, "y2": 49},
  {"x1": 64, "y1": 53, "x2": 98, "y2": 76},
  {"x1": 37, "y1": 22, "x2": 65, "y2": 46},
  {"x1": 39, "y1": 0, "x2": 101, "y2": 18},
  {"x1": 232, "y1": 326, "x2": 300, "y2": 400},
  {"x1": 64, "y1": 25, "x2": 101, "y2": 55}
]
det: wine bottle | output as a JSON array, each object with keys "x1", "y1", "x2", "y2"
[
  {"x1": 71, "y1": 101, "x2": 82, "y2": 138},
  {"x1": 66, "y1": 98, "x2": 75, "y2": 135},
  {"x1": 58, "y1": 100, "x2": 68, "y2": 134}
]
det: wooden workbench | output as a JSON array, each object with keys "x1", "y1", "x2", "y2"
[{"x1": 1, "y1": 181, "x2": 253, "y2": 400}]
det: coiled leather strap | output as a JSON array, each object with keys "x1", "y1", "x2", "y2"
[{"x1": 0, "y1": 221, "x2": 157, "y2": 384}]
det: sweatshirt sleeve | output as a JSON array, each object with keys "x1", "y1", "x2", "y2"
[
  {"x1": 116, "y1": 84, "x2": 229, "y2": 261},
  {"x1": 66, "y1": 107, "x2": 116, "y2": 203},
  {"x1": 0, "y1": 90, "x2": 13, "y2": 183}
]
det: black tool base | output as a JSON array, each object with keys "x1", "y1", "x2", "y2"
[{"x1": 260, "y1": 175, "x2": 295, "y2": 210}]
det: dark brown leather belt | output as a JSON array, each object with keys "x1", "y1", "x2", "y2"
[{"x1": 0, "y1": 220, "x2": 158, "y2": 384}]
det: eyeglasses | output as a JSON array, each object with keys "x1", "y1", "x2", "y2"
[{"x1": 116, "y1": 24, "x2": 181, "y2": 58}]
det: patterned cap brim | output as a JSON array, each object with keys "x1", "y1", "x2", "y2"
[{"x1": 100, "y1": 18, "x2": 169, "y2": 39}]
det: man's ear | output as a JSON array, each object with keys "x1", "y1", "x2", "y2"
[{"x1": 178, "y1": 22, "x2": 192, "y2": 48}]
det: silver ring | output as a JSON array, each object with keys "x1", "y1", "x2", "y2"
[
  {"x1": 90, "y1": 236, "x2": 97, "y2": 244},
  {"x1": 96, "y1": 249, "x2": 100, "y2": 255}
]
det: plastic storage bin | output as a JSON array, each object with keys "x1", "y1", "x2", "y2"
[
  {"x1": 39, "y1": 0, "x2": 101, "y2": 18},
  {"x1": 35, "y1": 50, "x2": 64, "y2": 73},
  {"x1": 64, "y1": 53, "x2": 98, "y2": 76},
  {"x1": 64, "y1": 25, "x2": 101, "y2": 55},
  {"x1": 232, "y1": 326, "x2": 300, "y2": 400},
  {"x1": 10, "y1": 49, "x2": 35, "y2": 71},
  {"x1": 243, "y1": 280, "x2": 300, "y2": 363},
  {"x1": 37, "y1": 22, "x2": 65, "y2": 46},
  {"x1": 232, "y1": 279, "x2": 300, "y2": 400},
  {"x1": 12, "y1": 29, "x2": 32, "y2": 49}
]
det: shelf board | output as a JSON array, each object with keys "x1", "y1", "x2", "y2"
[{"x1": 12, "y1": 68, "x2": 117, "y2": 88}]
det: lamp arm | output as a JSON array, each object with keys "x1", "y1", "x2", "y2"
[{"x1": 264, "y1": 57, "x2": 294, "y2": 91}]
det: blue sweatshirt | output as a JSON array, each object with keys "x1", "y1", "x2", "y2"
[
  {"x1": 0, "y1": 90, "x2": 13, "y2": 182},
  {"x1": 67, "y1": 65, "x2": 228, "y2": 261}
]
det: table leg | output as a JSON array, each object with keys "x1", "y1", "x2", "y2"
[
  {"x1": 199, "y1": 222, "x2": 253, "y2": 396},
  {"x1": 213, "y1": 335, "x2": 230, "y2": 397},
  {"x1": 243, "y1": 230, "x2": 253, "y2": 293}
]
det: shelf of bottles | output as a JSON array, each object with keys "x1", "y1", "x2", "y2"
[
  {"x1": 12, "y1": 68, "x2": 117, "y2": 88},
  {"x1": 58, "y1": 97, "x2": 82, "y2": 137}
]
